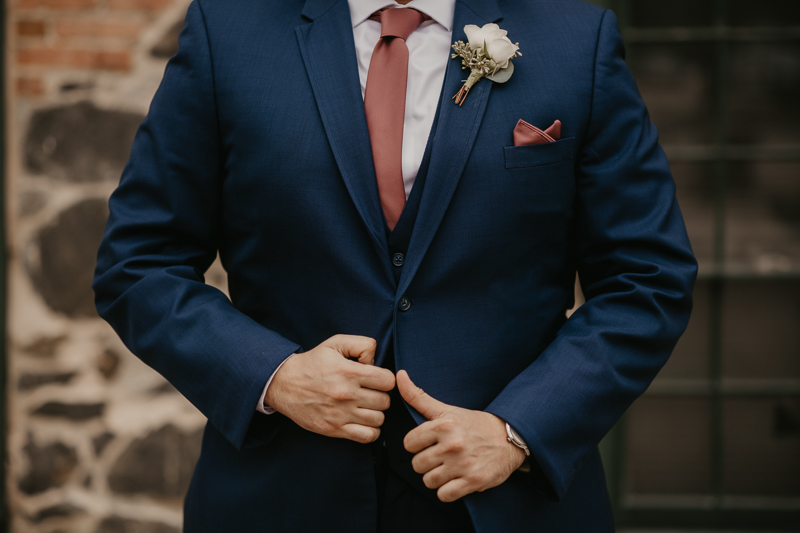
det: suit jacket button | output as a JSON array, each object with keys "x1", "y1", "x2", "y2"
[
  {"x1": 392, "y1": 252, "x2": 405, "y2": 267},
  {"x1": 397, "y1": 296, "x2": 411, "y2": 312}
]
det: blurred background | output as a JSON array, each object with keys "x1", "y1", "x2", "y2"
[{"x1": 1, "y1": 0, "x2": 798, "y2": 531}]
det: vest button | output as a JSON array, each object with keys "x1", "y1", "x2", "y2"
[
  {"x1": 397, "y1": 296, "x2": 411, "y2": 312},
  {"x1": 392, "y1": 252, "x2": 405, "y2": 267}
]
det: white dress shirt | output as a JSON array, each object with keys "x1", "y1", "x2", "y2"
[
  {"x1": 351, "y1": 0, "x2": 454, "y2": 198},
  {"x1": 257, "y1": 0, "x2": 456, "y2": 414}
]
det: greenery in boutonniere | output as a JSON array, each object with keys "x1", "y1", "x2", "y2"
[{"x1": 451, "y1": 23, "x2": 522, "y2": 105}]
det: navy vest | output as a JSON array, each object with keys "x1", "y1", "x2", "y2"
[{"x1": 377, "y1": 100, "x2": 452, "y2": 506}]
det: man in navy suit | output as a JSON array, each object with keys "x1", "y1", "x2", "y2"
[{"x1": 94, "y1": 0, "x2": 697, "y2": 531}]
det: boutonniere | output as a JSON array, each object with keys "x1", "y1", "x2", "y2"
[{"x1": 451, "y1": 23, "x2": 521, "y2": 105}]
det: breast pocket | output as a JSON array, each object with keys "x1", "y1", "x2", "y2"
[{"x1": 503, "y1": 137, "x2": 576, "y2": 169}]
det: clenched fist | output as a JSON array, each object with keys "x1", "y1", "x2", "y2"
[{"x1": 265, "y1": 335, "x2": 395, "y2": 443}]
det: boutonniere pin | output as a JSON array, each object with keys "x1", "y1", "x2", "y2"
[{"x1": 451, "y1": 23, "x2": 521, "y2": 105}]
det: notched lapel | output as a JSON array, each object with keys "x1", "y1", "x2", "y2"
[
  {"x1": 295, "y1": 0, "x2": 390, "y2": 265},
  {"x1": 396, "y1": 0, "x2": 503, "y2": 299}
]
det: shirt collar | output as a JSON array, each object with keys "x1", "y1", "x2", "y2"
[{"x1": 348, "y1": 0, "x2": 455, "y2": 32}]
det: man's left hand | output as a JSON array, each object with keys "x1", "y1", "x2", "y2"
[{"x1": 397, "y1": 370, "x2": 526, "y2": 503}]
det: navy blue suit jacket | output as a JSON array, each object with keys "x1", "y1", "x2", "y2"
[{"x1": 94, "y1": 0, "x2": 697, "y2": 530}]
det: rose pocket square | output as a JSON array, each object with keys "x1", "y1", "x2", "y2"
[{"x1": 513, "y1": 119, "x2": 562, "y2": 146}]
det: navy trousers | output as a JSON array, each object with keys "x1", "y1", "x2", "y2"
[{"x1": 373, "y1": 441, "x2": 475, "y2": 533}]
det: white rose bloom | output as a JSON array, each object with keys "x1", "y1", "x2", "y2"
[
  {"x1": 463, "y1": 23, "x2": 518, "y2": 69},
  {"x1": 487, "y1": 37, "x2": 519, "y2": 68},
  {"x1": 464, "y1": 24, "x2": 505, "y2": 50}
]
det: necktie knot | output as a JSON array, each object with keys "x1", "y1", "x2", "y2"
[{"x1": 373, "y1": 8, "x2": 428, "y2": 41}]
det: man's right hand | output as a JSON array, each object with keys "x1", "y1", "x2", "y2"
[{"x1": 264, "y1": 335, "x2": 395, "y2": 444}]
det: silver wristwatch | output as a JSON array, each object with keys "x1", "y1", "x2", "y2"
[{"x1": 505, "y1": 423, "x2": 530, "y2": 456}]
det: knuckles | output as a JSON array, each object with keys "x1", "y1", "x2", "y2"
[
  {"x1": 463, "y1": 473, "x2": 482, "y2": 487},
  {"x1": 441, "y1": 438, "x2": 464, "y2": 455},
  {"x1": 434, "y1": 417, "x2": 456, "y2": 433},
  {"x1": 312, "y1": 419, "x2": 336, "y2": 435},
  {"x1": 328, "y1": 386, "x2": 356, "y2": 402},
  {"x1": 338, "y1": 365, "x2": 360, "y2": 380}
]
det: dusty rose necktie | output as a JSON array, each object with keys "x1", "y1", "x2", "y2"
[{"x1": 364, "y1": 8, "x2": 427, "y2": 231}]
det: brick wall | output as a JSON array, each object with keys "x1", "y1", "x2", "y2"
[{"x1": 5, "y1": 0, "x2": 227, "y2": 530}]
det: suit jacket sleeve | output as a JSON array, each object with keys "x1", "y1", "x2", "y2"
[
  {"x1": 485, "y1": 10, "x2": 698, "y2": 500},
  {"x1": 93, "y1": 0, "x2": 300, "y2": 450}
]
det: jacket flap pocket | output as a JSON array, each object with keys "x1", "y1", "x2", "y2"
[{"x1": 504, "y1": 137, "x2": 576, "y2": 169}]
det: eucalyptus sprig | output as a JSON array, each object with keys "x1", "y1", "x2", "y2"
[{"x1": 451, "y1": 40, "x2": 504, "y2": 78}]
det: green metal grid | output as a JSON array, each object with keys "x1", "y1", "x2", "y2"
[{"x1": 587, "y1": 0, "x2": 800, "y2": 530}]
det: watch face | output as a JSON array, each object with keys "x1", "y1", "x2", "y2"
[{"x1": 508, "y1": 426, "x2": 527, "y2": 448}]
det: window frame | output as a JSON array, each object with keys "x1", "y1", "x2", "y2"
[{"x1": 587, "y1": 0, "x2": 800, "y2": 529}]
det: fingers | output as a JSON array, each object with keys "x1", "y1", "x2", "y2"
[
  {"x1": 411, "y1": 445, "x2": 443, "y2": 475},
  {"x1": 320, "y1": 335, "x2": 393, "y2": 391},
  {"x1": 422, "y1": 464, "x2": 457, "y2": 491},
  {"x1": 337, "y1": 424, "x2": 380, "y2": 444},
  {"x1": 358, "y1": 366, "x2": 396, "y2": 392},
  {"x1": 325, "y1": 334, "x2": 377, "y2": 365},
  {"x1": 321, "y1": 335, "x2": 395, "y2": 391},
  {"x1": 404, "y1": 421, "x2": 439, "y2": 454},
  {"x1": 437, "y1": 478, "x2": 473, "y2": 503},
  {"x1": 396, "y1": 370, "x2": 447, "y2": 421},
  {"x1": 355, "y1": 388, "x2": 391, "y2": 411},
  {"x1": 352, "y1": 408, "x2": 385, "y2": 428}
]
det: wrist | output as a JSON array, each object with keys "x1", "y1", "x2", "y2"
[
  {"x1": 263, "y1": 385, "x2": 279, "y2": 412},
  {"x1": 500, "y1": 418, "x2": 529, "y2": 472},
  {"x1": 489, "y1": 414, "x2": 527, "y2": 471},
  {"x1": 264, "y1": 355, "x2": 296, "y2": 412}
]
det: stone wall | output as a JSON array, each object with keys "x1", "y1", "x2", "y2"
[{"x1": 6, "y1": 1, "x2": 226, "y2": 530}]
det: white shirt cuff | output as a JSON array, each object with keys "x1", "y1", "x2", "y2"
[{"x1": 256, "y1": 354, "x2": 295, "y2": 414}]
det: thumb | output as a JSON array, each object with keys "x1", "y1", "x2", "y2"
[
  {"x1": 396, "y1": 370, "x2": 447, "y2": 420},
  {"x1": 324, "y1": 334, "x2": 377, "y2": 365}
]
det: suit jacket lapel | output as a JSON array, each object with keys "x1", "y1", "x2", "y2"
[
  {"x1": 295, "y1": 0, "x2": 391, "y2": 267},
  {"x1": 396, "y1": 0, "x2": 503, "y2": 299}
]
